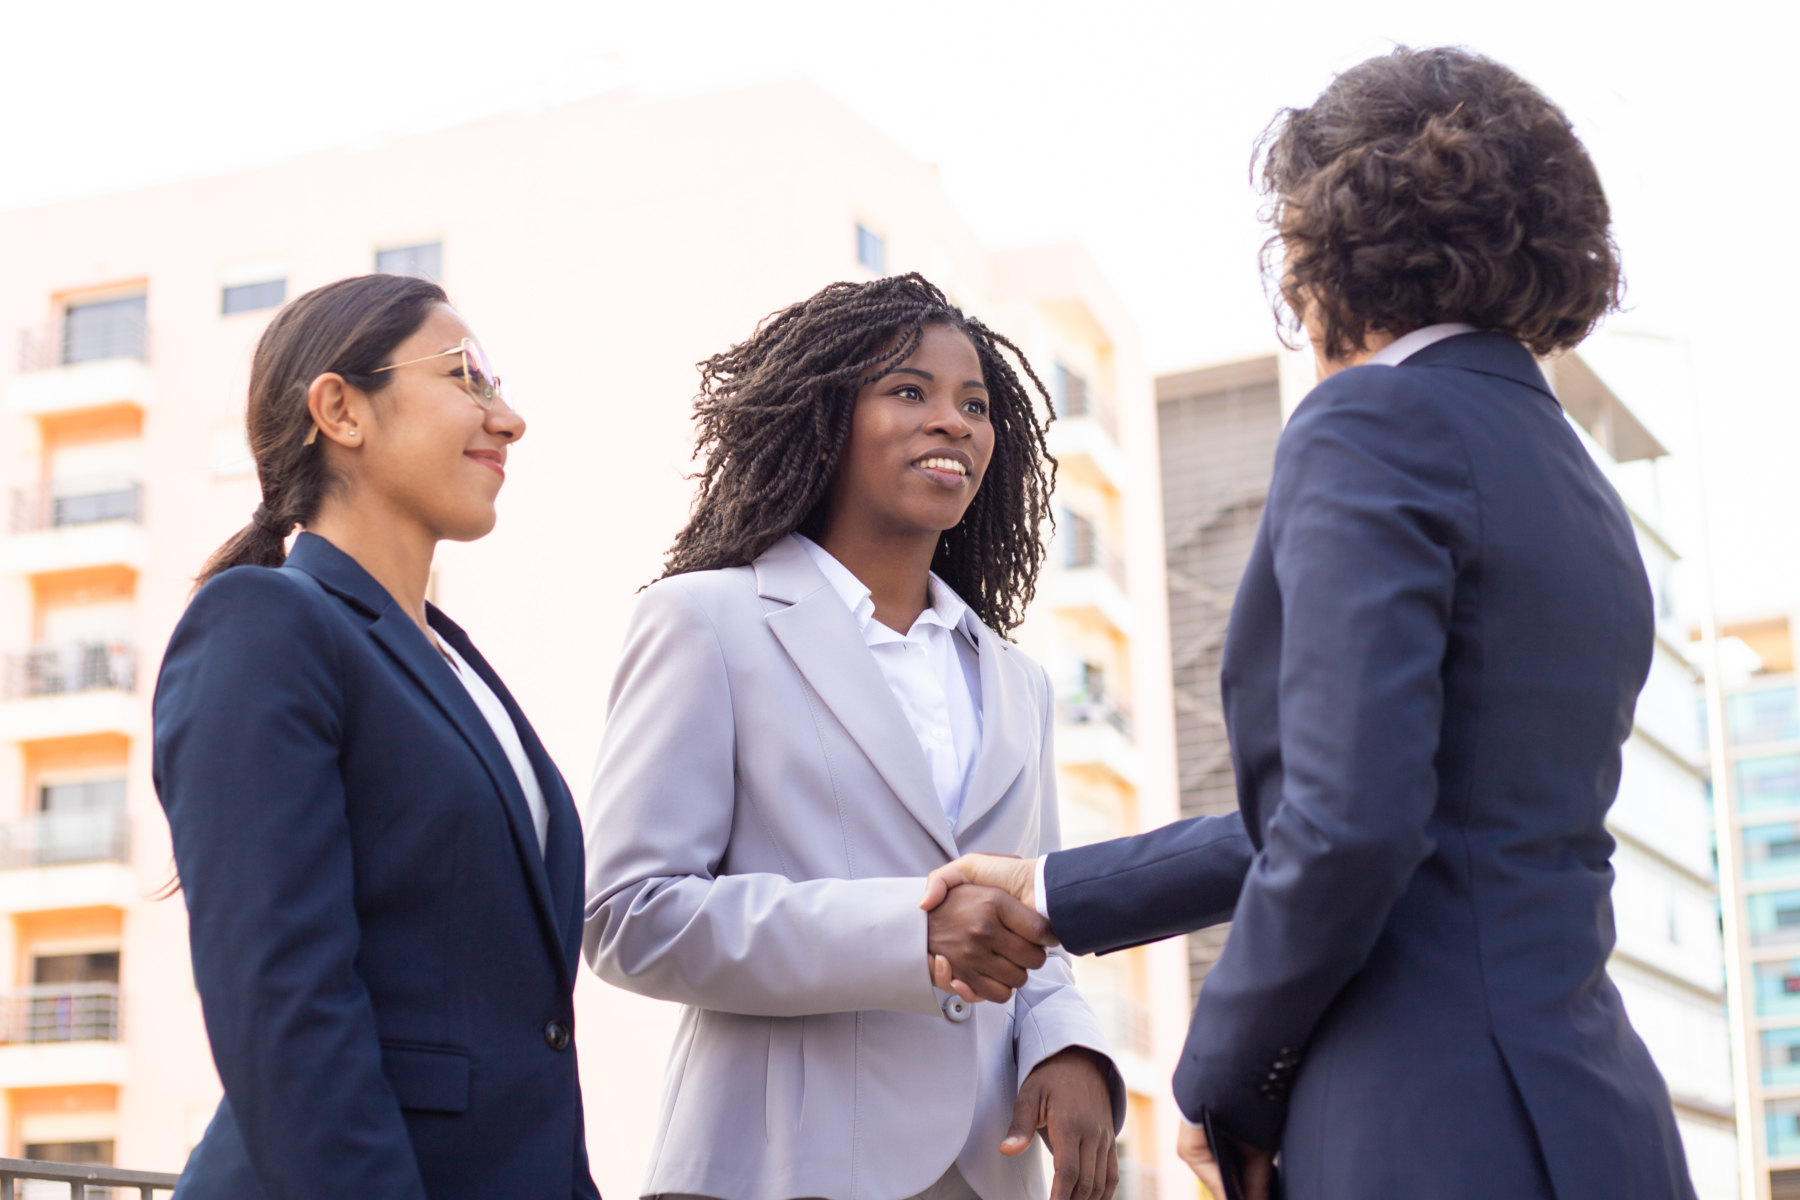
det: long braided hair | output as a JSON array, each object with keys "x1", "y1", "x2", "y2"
[{"x1": 661, "y1": 273, "x2": 1057, "y2": 635}]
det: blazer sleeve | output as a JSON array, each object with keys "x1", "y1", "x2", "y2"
[
  {"x1": 1173, "y1": 375, "x2": 1476, "y2": 1149},
  {"x1": 1042, "y1": 812, "x2": 1253, "y2": 956},
  {"x1": 1012, "y1": 665, "x2": 1125, "y2": 1133},
  {"x1": 152, "y1": 569, "x2": 427, "y2": 1200},
  {"x1": 583, "y1": 578, "x2": 942, "y2": 1019}
]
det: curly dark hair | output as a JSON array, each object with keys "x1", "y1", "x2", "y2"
[
  {"x1": 1258, "y1": 45, "x2": 1622, "y2": 360},
  {"x1": 660, "y1": 273, "x2": 1057, "y2": 635}
]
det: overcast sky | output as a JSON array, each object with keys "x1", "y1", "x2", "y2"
[{"x1": 5, "y1": 0, "x2": 1793, "y2": 616}]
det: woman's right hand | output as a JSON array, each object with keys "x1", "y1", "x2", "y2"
[{"x1": 924, "y1": 883, "x2": 1054, "y2": 1002}]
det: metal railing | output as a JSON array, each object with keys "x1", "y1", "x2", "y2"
[
  {"x1": 17, "y1": 313, "x2": 150, "y2": 373},
  {"x1": 0, "y1": 1157, "x2": 175, "y2": 1200},
  {"x1": 1062, "y1": 513, "x2": 1127, "y2": 591},
  {"x1": 0, "y1": 809, "x2": 130, "y2": 870},
  {"x1": 10, "y1": 481, "x2": 142, "y2": 533},
  {"x1": 1, "y1": 644, "x2": 136, "y2": 700},
  {"x1": 1059, "y1": 695, "x2": 1134, "y2": 740},
  {"x1": 0, "y1": 983, "x2": 122, "y2": 1044}
]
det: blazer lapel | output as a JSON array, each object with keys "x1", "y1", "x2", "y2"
[
  {"x1": 954, "y1": 619, "x2": 1032, "y2": 835},
  {"x1": 281, "y1": 538, "x2": 567, "y2": 974},
  {"x1": 757, "y1": 538, "x2": 959, "y2": 859},
  {"x1": 432, "y1": 611, "x2": 582, "y2": 969},
  {"x1": 365, "y1": 610, "x2": 566, "y2": 969}
]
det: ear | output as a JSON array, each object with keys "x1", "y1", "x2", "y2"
[{"x1": 306, "y1": 373, "x2": 366, "y2": 449}]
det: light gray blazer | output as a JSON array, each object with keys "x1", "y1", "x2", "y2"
[{"x1": 585, "y1": 536, "x2": 1122, "y2": 1200}]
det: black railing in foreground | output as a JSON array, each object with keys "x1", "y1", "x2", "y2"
[
  {"x1": 10, "y1": 481, "x2": 143, "y2": 533},
  {"x1": 0, "y1": 1157, "x2": 177, "y2": 1199}
]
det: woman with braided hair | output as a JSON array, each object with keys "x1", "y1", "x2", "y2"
[
  {"x1": 585, "y1": 273, "x2": 1123, "y2": 1200},
  {"x1": 154, "y1": 275, "x2": 599, "y2": 1200}
]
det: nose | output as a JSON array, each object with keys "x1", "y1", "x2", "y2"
[
  {"x1": 922, "y1": 394, "x2": 972, "y2": 439},
  {"x1": 486, "y1": 403, "x2": 526, "y2": 443}
]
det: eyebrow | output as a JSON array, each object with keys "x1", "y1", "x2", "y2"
[{"x1": 885, "y1": 367, "x2": 987, "y2": 389}]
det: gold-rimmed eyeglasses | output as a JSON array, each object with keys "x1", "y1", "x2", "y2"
[
  {"x1": 375, "y1": 336, "x2": 509, "y2": 412},
  {"x1": 303, "y1": 337, "x2": 512, "y2": 446}
]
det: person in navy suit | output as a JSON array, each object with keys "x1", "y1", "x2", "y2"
[
  {"x1": 154, "y1": 275, "x2": 598, "y2": 1200},
  {"x1": 924, "y1": 47, "x2": 1696, "y2": 1200}
]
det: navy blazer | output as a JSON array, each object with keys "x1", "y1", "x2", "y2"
[
  {"x1": 1043, "y1": 335, "x2": 1694, "y2": 1200},
  {"x1": 154, "y1": 533, "x2": 598, "y2": 1200}
]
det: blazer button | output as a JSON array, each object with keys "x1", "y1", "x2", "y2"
[
  {"x1": 941, "y1": 995, "x2": 972, "y2": 1023},
  {"x1": 544, "y1": 1020, "x2": 571, "y2": 1051}
]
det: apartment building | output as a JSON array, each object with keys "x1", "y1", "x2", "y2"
[
  {"x1": 0, "y1": 80, "x2": 1193, "y2": 1197},
  {"x1": 1152, "y1": 346, "x2": 1738, "y2": 1199},
  {"x1": 1702, "y1": 612, "x2": 1800, "y2": 1200}
]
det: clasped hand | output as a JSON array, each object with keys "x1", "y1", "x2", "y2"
[
  {"x1": 919, "y1": 853, "x2": 1047, "y2": 1002},
  {"x1": 919, "y1": 856, "x2": 1114, "y2": 1200}
]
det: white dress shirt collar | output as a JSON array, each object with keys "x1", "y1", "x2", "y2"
[
  {"x1": 1365, "y1": 322, "x2": 1479, "y2": 367},
  {"x1": 794, "y1": 534, "x2": 983, "y2": 827},
  {"x1": 795, "y1": 534, "x2": 977, "y2": 645}
]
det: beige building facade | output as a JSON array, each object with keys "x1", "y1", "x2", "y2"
[{"x1": 0, "y1": 81, "x2": 1194, "y2": 1197}]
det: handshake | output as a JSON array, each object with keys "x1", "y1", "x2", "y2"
[{"x1": 917, "y1": 853, "x2": 1047, "y2": 1003}]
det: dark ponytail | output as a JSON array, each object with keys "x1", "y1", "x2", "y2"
[{"x1": 197, "y1": 274, "x2": 447, "y2": 586}]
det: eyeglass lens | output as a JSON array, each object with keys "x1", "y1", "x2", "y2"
[{"x1": 457, "y1": 339, "x2": 495, "y2": 410}]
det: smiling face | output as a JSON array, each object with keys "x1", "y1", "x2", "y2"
[
  {"x1": 343, "y1": 304, "x2": 525, "y2": 543},
  {"x1": 822, "y1": 321, "x2": 995, "y2": 543}
]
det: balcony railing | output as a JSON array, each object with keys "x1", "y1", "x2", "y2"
[
  {"x1": 0, "y1": 809, "x2": 130, "y2": 870},
  {"x1": 1063, "y1": 513, "x2": 1127, "y2": 591},
  {"x1": 17, "y1": 309, "x2": 150, "y2": 373},
  {"x1": 10, "y1": 480, "x2": 143, "y2": 533},
  {"x1": 1059, "y1": 695, "x2": 1134, "y2": 740},
  {"x1": 0, "y1": 983, "x2": 121, "y2": 1044},
  {"x1": 2, "y1": 644, "x2": 136, "y2": 700},
  {"x1": 0, "y1": 1157, "x2": 176, "y2": 1200}
]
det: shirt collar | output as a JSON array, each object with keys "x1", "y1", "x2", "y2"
[
  {"x1": 794, "y1": 534, "x2": 975, "y2": 641},
  {"x1": 1366, "y1": 322, "x2": 1479, "y2": 367}
]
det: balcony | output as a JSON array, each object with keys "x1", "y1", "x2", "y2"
[
  {"x1": 13, "y1": 479, "x2": 142, "y2": 533},
  {"x1": 0, "y1": 808, "x2": 130, "y2": 871},
  {"x1": 0, "y1": 984, "x2": 128, "y2": 1090},
  {"x1": 2, "y1": 983, "x2": 121, "y2": 1045},
  {"x1": 2, "y1": 475, "x2": 147, "y2": 577},
  {"x1": 10, "y1": 306, "x2": 153, "y2": 420},
  {"x1": 1046, "y1": 415, "x2": 1127, "y2": 495},
  {"x1": 1056, "y1": 703, "x2": 1141, "y2": 788},
  {"x1": 0, "y1": 645, "x2": 139, "y2": 743}
]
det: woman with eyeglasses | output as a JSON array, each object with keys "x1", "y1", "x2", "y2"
[{"x1": 154, "y1": 274, "x2": 599, "y2": 1200}]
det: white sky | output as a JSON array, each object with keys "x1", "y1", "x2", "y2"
[{"x1": 5, "y1": 0, "x2": 1793, "y2": 616}]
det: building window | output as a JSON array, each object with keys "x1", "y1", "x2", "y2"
[
  {"x1": 856, "y1": 225, "x2": 886, "y2": 275},
  {"x1": 22, "y1": 1142, "x2": 112, "y2": 1166},
  {"x1": 221, "y1": 278, "x2": 286, "y2": 315},
  {"x1": 1747, "y1": 820, "x2": 1800, "y2": 880},
  {"x1": 1771, "y1": 1098, "x2": 1800, "y2": 1159},
  {"x1": 61, "y1": 295, "x2": 146, "y2": 365},
  {"x1": 1749, "y1": 888, "x2": 1800, "y2": 946},
  {"x1": 1754, "y1": 959, "x2": 1800, "y2": 1017},
  {"x1": 40, "y1": 778, "x2": 126, "y2": 812},
  {"x1": 376, "y1": 242, "x2": 442, "y2": 281},
  {"x1": 1739, "y1": 756, "x2": 1800, "y2": 814},
  {"x1": 1731, "y1": 687, "x2": 1800, "y2": 746}
]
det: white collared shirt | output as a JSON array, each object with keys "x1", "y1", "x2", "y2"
[
  {"x1": 795, "y1": 535, "x2": 984, "y2": 827},
  {"x1": 1366, "y1": 322, "x2": 1479, "y2": 366},
  {"x1": 439, "y1": 637, "x2": 549, "y2": 857}
]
